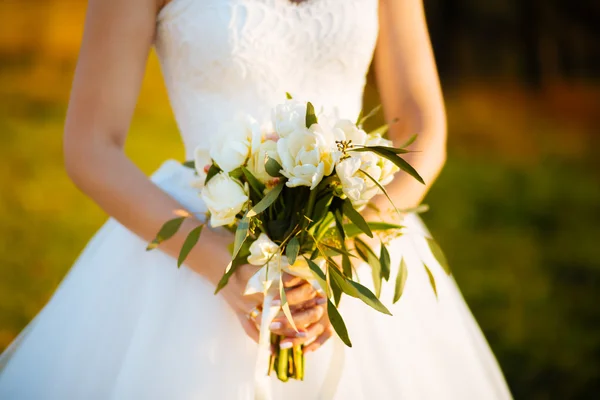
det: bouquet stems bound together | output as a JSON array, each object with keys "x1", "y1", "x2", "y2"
[{"x1": 148, "y1": 94, "x2": 450, "y2": 383}]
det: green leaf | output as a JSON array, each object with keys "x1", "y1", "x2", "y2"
[
  {"x1": 247, "y1": 184, "x2": 284, "y2": 218},
  {"x1": 182, "y1": 160, "x2": 195, "y2": 169},
  {"x1": 304, "y1": 256, "x2": 328, "y2": 295},
  {"x1": 330, "y1": 271, "x2": 343, "y2": 306},
  {"x1": 205, "y1": 164, "x2": 221, "y2": 185},
  {"x1": 241, "y1": 166, "x2": 266, "y2": 197},
  {"x1": 286, "y1": 92, "x2": 293, "y2": 99},
  {"x1": 426, "y1": 237, "x2": 451, "y2": 275},
  {"x1": 232, "y1": 215, "x2": 250, "y2": 259},
  {"x1": 380, "y1": 243, "x2": 391, "y2": 281},
  {"x1": 342, "y1": 200, "x2": 373, "y2": 238},
  {"x1": 350, "y1": 146, "x2": 424, "y2": 184},
  {"x1": 342, "y1": 221, "x2": 404, "y2": 238},
  {"x1": 393, "y1": 257, "x2": 408, "y2": 304},
  {"x1": 228, "y1": 167, "x2": 244, "y2": 180},
  {"x1": 400, "y1": 133, "x2": 418, "y2": 148},
  {"x1": 329, "y1": 266, "x2": 391, "y2": 315},
  {"x1": 305, "y1": 102, "x2": 318, "y2": 128},
  {"x1": 327, "y1": 299, "x2": 352, "y2": 347},
  {"x1": 351, "y1": 145, "x2": 411, "y2": 155},
  {"x1": 147, "y1": 217, "x2": 186, "y2": 250},
  {"x1": 177, "y1": 225, "x2": 204, "y2": 267},
  {"x1": 424, "y1": 264, "x2": 438, "y2": 298},
  {"x1": 265, "y1": 156, "x2": 284, "y2": 178},
  {"x1": 311, "y1": 192, "x2": 334, "y2": 226},
  {"x1": 354, "y1": 237, "x2": 382, "y2": 297},
  {"x1": 357, "y1": 104, "x2": 382, "y2": 127},
  {"x1": 342, "y1": 252, "x2": 352, "y2": 277},
  {"x1": 320, "y1": 244, "x2": 357, "y2": 259},
  {"x1": 334, "y1": 209, "x2": 347, "y2": 240},
  {"x1": 286, "y1": 236, "x2": 300, "y2": 265}
]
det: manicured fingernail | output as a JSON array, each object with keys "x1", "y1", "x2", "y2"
[
  {"x1": 295, "y1": 331, "x2": 307, "y2": 338},
  {"x1": 269, "y1": 322, "x2": 282, "y2": 330},
  {"x1": 271, "y1": 299, "x2": 281, "y2": 307},
  {"x1": 280, "y1": 341, "x2": 293, "y2": 349},
  {"x1": 316, "y1": 297, "x2": 327, "y2": 305}
]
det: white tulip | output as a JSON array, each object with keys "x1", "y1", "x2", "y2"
[
  {"x1": 201, "y1": 172, "x2": 249, "y2": 227},
  {"x1": 210, "y1": 116, "x2": 260, "y2": 173},
  {"x1": 277, "y1": 124, "x2": 337, "y2": 190},
  {"x1": 334, "y1": 119, "x2": 367, "y2": 145},
  {"x1": 246, "y1": 139, "x2": 281, "y2": 184},
  {"x1": 271, "y1": 100, "x2": 308, "y2": 138}
]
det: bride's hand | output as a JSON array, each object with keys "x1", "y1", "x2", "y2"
[{"x1": 268, "y1": 274, "x2": 334, "y2": 354}]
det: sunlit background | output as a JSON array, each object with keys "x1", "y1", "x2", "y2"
[{"x1": 0, "y1": 1, "x2": 599, "y2": 398}]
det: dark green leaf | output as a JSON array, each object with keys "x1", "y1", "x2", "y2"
[
  {"x1": 393, "y1": 257, "x2": 408, "y2": 304},
  {"x1": 342, "y1": 200, "x2": 373, "y2": 238},
  {"x1": 247, "y1": 184, "x2": 284, "y2": 217},
  {"x1": 214, "y1": 252, "x2": 248, "y2": 294},
  {"x1": 265, "y1": 156, "x2": 284, "y2": 178},
  {"x1": 354, "y1": 237, "x2": 382, "y2": 297},
  {"x1": 305, "y1": 102, "x2": 318, "y2": 128},
  {"x1": 351, "y1": 145, "x2": 411, "y2": 155},
  {"x1": 426, "y1": 237, "x2": 451, "y2": 275},
  {"x1": 380, "y1": 243, "x2": 391, "y2": 281},
  {"x1": 182, "y1": 160, "x2": 195, "y2": 169},
  {"x1": 228, "y1": 167, "x2": 244, "y2": 180},
  {"x1": 286, "y1": 236, "x2": 300, "y2": 265},
  {"x1": 286, "y1": 92, "x2": 293, "y2": 99},
  {"x1": 205, "y1": 164, "x2": 221, "y2": 185},
  {"x1": 350, "y1": 146, "x2": 424, "y2": 184},
  {"x1": 342, "y1": 252, "x2": 352, "y2": 277},
  {"x1": 177, "y1": 225, "x2": 204, "y2": 267},
  {"x1": 147, "y1": 217, "x2": 186, "y2": 250},
  {"x1": 304, "y1": 256, "x2": 328, "y2": 294},
  {"x1": 241, "y1": 166, "x2": 266, "y2": 197},
  {"x1": 330, "y1": 271, "x2": 343, "y2": 306},
  {"x1": 400, "y1": 133, "x2": 418, "y2": 148},
  {"x1": 424, "y1": 264, "x2": 438, "y2": 298},
  {"x1": 232, "y1": 215, "x2": 250, "y2": 258},
  {"x1": 334, "y1": 209, "x2": 347, "y2": 240},
  {"x1": 327, "y1": 299, "x2": 352, "y2": 347},
  {"x1": 357, "y1": 104, "x2": 382, "y2": 127},
  {"x1": 311, "y1": 192, "x2": 334, "y2": 226},
  {"x1": 342, "y1": 221, "x2": 404, "y2": 238}
]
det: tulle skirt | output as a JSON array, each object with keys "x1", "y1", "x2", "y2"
[{"x1": 0, "y1": 160, "x2": 512, "y2": 399}]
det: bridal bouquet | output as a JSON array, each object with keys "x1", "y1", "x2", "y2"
[{"x1": 148, "y1": 95, "x2": 449, "y2": 384}]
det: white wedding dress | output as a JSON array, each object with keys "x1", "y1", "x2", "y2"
[{"x1": 0, "y1": 0, "x2": 512, "y2": 398}]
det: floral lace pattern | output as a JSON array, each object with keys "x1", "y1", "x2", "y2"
[{"x1": 155, "y1": 0, "x2": 379, "y2": 158}]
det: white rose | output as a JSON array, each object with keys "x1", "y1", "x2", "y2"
[
  {"x1": 246, "y1": 139, "x2": 281, "y2": 184},
  {"x1": 210, "y1": 116, "x2": 260, "y2": 173},
  {"x1": 201, "y1": 172, "x2": 249, "y2": 227},
  {"x1": 271, "y1": 100, "x2": 308, "y2": 138},
  {"x1": 365, "y1": 133, "x2": 400, "y2": 186},
  {"x1": 277, "y1": 124, "x2": 337, "y2": 190}
]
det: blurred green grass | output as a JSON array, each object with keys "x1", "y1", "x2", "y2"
[{"x1": 1, "y1": 3, "x2": 600, "y2": 399}]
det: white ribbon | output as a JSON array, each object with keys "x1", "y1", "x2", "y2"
[{"x1": 244, "y1": 234, "x2": 344, "y2": 400}]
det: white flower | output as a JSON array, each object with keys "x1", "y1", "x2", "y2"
[
  {"x1": 365, "y1": 133, "x2": 400, "y2": 186},
  {"x1": 247, "y1": 233, "x2": 281, "y2": 266},
  {"x1": 246, "y1": 139, "x2": 281, "y2": 184},
  {"x1": 334, "y1": 119, "x2": 367, "y2": 145},
  {"x1": 190, "y1": 147, "x2": 212, "y2": 189},
  {"x1": 210, "y1": 116, "x2": 260, "y2": 173},
  {"x1": 201, "y1": 172, "x2": 249, "y2": 227},
  {"x1": 277, "y1": 124, "x2": 337, "y2": 189},
  {"x1": 336, "y1": 153, "x2": 382, "y2": 209},
  {"x1": 271, "y1": 100, "x2": 308, "y2": 138}
]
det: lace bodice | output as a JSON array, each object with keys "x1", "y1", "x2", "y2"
[{"x1": 155, "y1": 0, "x2": 379, "y2": 158}]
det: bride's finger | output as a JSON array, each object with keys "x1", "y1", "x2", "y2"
[
  {"x1": 303, "y1": 327, "x2": 333, "y2": 354},
  {"x1": 281, "y1": 273, "x2": 304, "y2": 288},
  {"x1": 279, "y1": 320, "x2": 326, "y2": 349},
  {"x1": 284, "y1": 282, "x2": 317, "y2": 305},
  {"x1": 270, "y1": 300, "x2": 326, "y2": 335}
]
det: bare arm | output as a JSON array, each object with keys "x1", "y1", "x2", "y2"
[
  {"x1": 63, "y1": 0, "x2": 231, "y2": 285},
  {"x1": 370, "y1": 0, "x2": 447, "y2": 213}
]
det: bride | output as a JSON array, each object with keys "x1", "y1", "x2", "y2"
[{"x1": 0, "y1": 0, "x2": 512, "y2": 398}]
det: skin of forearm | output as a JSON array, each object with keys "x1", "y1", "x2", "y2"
[{"x1": 63, "y1": 135, "x2": 227, "y2": 284}]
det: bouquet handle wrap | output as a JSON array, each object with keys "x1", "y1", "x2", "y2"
[{"x1": 254, "y1": 290, "x2": 280, "y2": 400}]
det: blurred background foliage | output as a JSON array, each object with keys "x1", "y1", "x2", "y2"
[{"x1": 0, "y1": 1, "x2": 599, "y2": 398}]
